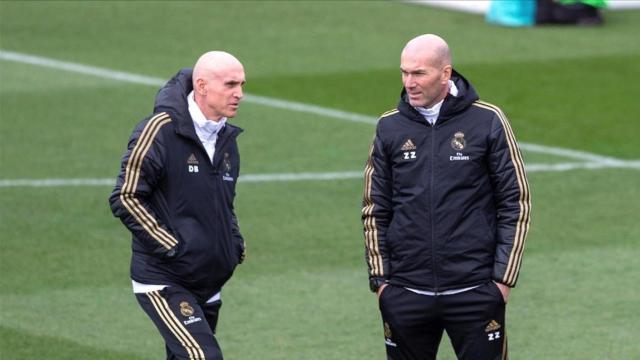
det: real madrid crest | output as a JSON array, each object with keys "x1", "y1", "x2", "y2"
[
  {"x1": 223, "y1": 152, "x2": 232, "y2": 173},
  {"x1": 451, "y1": 131, "x2": 466, "y2": 150},
  {"x1": 179, "y1": 301, "x2": 194, "y2": 317},
  {"x1": 384, "y1": 322, "x2": 392, "y2": 339}
]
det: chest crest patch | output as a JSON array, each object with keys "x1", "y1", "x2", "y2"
[
  {"x1": 222, "y1": 152, "x2": 234, "y2": 182},
  {"x1": 451, "y1": 132, "x2": 466, "y2": 150},
  {"x1": 223, "y1": 153, "x2": 232, "y2": 173}
]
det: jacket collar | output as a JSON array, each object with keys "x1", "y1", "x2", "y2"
[{"x1": 397, "y1": 68, "x2": 479, "y2": 125}]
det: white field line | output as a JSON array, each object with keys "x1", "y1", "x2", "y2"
[
  {"x1": 525, "y1": 160, "x2": 640, "y2": 172},
  {"x1": 2, "y1": 161, "x2": 639, "y2": 188},
  {"x1": 243, "y1": 94, "x2": 375, "y2": 124},
  {"x1": 0, "y1": 172, "x2": 360, "y2": 188},
  {"x1": 0, "y1": 50, "x2": 375, "y2": 125},
  {"x1": 518, "y1": 143, "x2": 624, "y2": 164},
  {"x1": 1, "y1": 49, "x2": 638, "y2": 186},
  {"x1": 0, "y1": 50, "x2": 165, "y2": 87}
]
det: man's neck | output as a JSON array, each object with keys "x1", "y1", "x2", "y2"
[
  {"x1": 194, "y1": 95, "x2": 223, "y2": 122},
  {"x1": 427, "y1": 83, "x2": 451, "y2": 109}
]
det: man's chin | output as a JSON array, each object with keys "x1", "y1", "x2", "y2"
[{"x1": 409, "y1": 99, "x2": 426, "y2": 107}]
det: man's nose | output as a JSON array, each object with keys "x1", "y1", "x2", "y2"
[{"x1": 403, "y1": 75, "x2": 414, "y2": 88}]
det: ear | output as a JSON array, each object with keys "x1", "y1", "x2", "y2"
[
  {"x1": 195, "y1": 78, "x2": 207, "y2": 96},
  {"x1": 441, "y1": 65, "x2": 452, "y2": 83}
]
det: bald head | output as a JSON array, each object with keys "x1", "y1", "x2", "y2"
[
  {"x1": 400, "y1": 34, "x2": 453, "y2": 108},
  {"x1": 193, "y1": 51, "x2": 244, "y2": 88},
  {"x1": 192, "y1": 51, "x2": 246, "y2": 121},
  {"x1": 402, "y1": 34, "x2": 452, "y2": 68}
]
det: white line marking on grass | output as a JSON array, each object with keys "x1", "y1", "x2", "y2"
[
  {"x1": 0, "y1": 50, "x2": 376, "y2": 125},
  {"x1": 526, "y1": 160, "x2": 640, "y2": 172},
  {"x1": 240, "y1": 171, "x2": 363, "y2": 182},
  {"x1": 0, "y1": 50, "x2": 165, "y2": 87},
  {"x1": 1, "y1": 50, "x2": 637, "y2": 167},
  {"x1": 518, "y1": 143, "x2": 624, "y2": 164},
  {"x1": 0, "y1": 178, "x2": 115, "y2": 187},
  {"x1": 243, "y1": 94, "x2": 376, "y2": 124},
  {"x1": 2, "y1": 161, "x2": 639, "y2": 188},
  {"x1": 0, "y1": 172, "x2": 361, "y2": 188}
]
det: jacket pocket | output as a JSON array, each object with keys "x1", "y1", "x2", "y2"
[{"x1": 488, "y1": 281, "x2": 506, "y2": 305}]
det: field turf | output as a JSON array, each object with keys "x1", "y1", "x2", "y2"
[{"x1": 1, "y1": 1, "x2": 639, "y2": 359}]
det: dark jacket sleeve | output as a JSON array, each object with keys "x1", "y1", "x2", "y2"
[
  {"x1": 231, "y1": 209, "x2": 245, "y2": 263},
  {"x1": 108, "y1": 114, "x2": 179, "y2": 258},
  {"x1": 488, "y1": 112, "x2": 532, "y2": 287},
  {"x1": 230, "y1": 150, "x2": 245, "y2": 264},
  {"x1": 362, "y1": 128, "x2": 393, "y2": 286}
]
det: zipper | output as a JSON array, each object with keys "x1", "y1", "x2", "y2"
[{"x1": 430, "y1": 123, "x2": 439, "y2": 292}]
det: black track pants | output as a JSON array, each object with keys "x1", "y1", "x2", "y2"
[
  {"x1": 136, "y1": 286, "x2": 223, "y2": 360},
  {"x1": 378, "y1": 282, "x2": 507, "y2": 360}
]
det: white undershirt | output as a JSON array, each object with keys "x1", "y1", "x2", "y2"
[
  {"x1": 405, "y1": 285, "x2": 480, "y2": 297},
  {"x1": 187, "y1": 90, "x2": 227, "y2": 163},
  {"x1": 131, "y1": 279, "x2": 221, "y2": 303},
  {"x1": 130, "y1": 91, "x2": 226, "y2": 302},
  {"x1": 415, "y1": 80, "x2": 458, "y2": 126}
]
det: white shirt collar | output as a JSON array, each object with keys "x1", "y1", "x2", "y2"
[
  {"x1": 187, "y1": 91, "x2": 226, "y2": 141},
  {"x1": 415, "y1": 80, "x2": 458, "y2": 125},
  {"x1": 448, "y1": 79, "x2": 459, "y2": 97}
]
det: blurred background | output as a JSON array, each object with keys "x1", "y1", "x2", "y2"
[{"x1": 1, "y1": 1, "x2": 638, "y2": 359}]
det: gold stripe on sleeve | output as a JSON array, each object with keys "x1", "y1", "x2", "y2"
[
  {"x1": 120, "y1": 113, "x2": 178, "y2": 249},
  {"x1": 124, "y1": 113, "x2": 177, "y2": 246},
  {"x1": 473, "y1": 101, "x2": 531, "y2": 286},
  {"x1": 363, "y1": 141, "x2": 383, "y2": 276}
]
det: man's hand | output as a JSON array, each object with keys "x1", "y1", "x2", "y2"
[
  {"x1": 494, "y1": 281, "x2": 510, "y2": 303},
  {"x1": 377, "y1": 283, "x2": 388, "y2": 299}
]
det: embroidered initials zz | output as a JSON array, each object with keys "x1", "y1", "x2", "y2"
[
  {"x1": 403, "y1": 151, "x2": 416, "y2": 160},
  {"x1": 488, "y1": 331, "x2": 500, "y2": 341}
]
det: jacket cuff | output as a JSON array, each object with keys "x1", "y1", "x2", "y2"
[{"x1": 369, "y1": 277, "x2": 386, "y2": 293}]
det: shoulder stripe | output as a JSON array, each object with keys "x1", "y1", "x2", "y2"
[
  {"x1": 379, "y1": 109, "x2": 399, "y2": 119},
  {"x1": 362, "y1": 141, "x2": 384, "y2": 277},
  {"x1": 120, "y1": 113, "x2": 178, "y2": 249},
  {"x1": 473, "y1": 101, "x2": 531, "y2": 286},
  {"x1": 147, "y1": 291, "x2": 205, "y2": 359}
]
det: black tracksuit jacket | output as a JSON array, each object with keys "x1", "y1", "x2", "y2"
[
  {"x1": 363, "y1": 70, "x2": 531, "y2": 292},
  {"x1": 109, "y1": 69, "x2": 244, "y2": 302}
]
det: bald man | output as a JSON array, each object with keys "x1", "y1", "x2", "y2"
[
  {"x1": 110, "y1": 51, "x2": 247, "y2": 359},
  {"x1": 363, "y1": 34, "x2": 530, "y2": 360}
]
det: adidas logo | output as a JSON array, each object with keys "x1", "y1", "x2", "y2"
[
  {"x1": 187, "y1": 153, "x2": 199, "y2": 165},
  {"x1": 485, "y1": 320, "x2": 501, "y2": 332},
  {"x1": 401, "y1": 139, "x2": 416, "y2": 151}
]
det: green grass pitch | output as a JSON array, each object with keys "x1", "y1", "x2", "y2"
[{"x1": 1, "y1": 1, "x2": 639, "y2": 359}]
